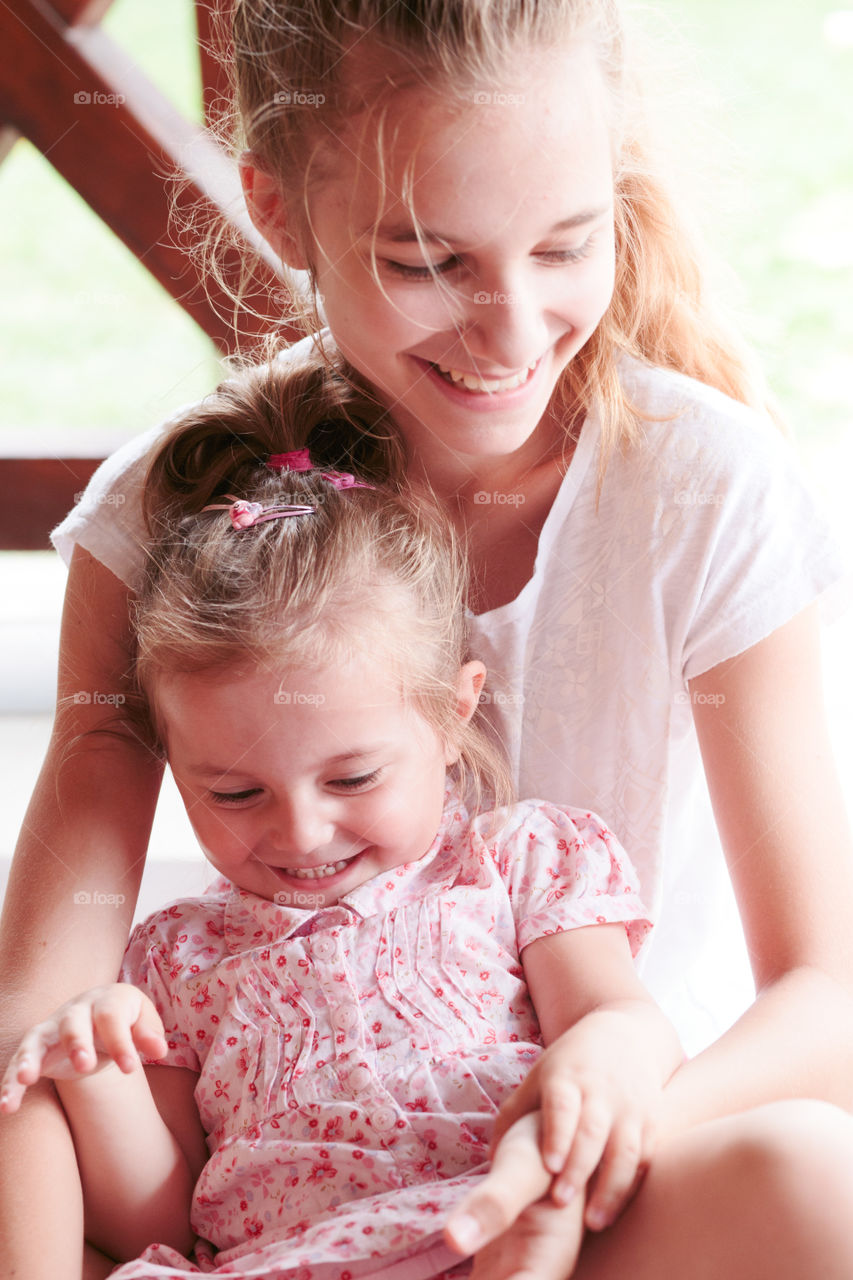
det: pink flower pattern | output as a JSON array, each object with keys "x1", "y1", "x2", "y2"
[{"x1": 112, "y1": 793, "x2": 649, "y2": 1279}]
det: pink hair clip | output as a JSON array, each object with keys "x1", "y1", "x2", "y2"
[
  {"x1": 202, "y1": 494, "x2": 315, "y2": 531},
  {"x1": 268, "y1": 448, "x2": 374, "y2": 490}
]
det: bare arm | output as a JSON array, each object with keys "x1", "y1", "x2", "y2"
[
  {"x1": 2, "y1": 984, "x2": 206, "y2": 1259},
  {"x1": 660, "y1": 605, "x2": 853, "y2": 1136},
  {"x1": 0, "y1": 546, "x2": 163, "y2": 1279}
]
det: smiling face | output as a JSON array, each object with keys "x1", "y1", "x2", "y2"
[
  {"x1": 155, "y1": 654, "x2": 483, "y2": 908},
  {"x1": 246, "y1": 42, "x2": 616, "y2": 480}
]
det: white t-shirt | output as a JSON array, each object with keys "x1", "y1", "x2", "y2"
[{"x1": 52, "y1": 342, "x2": 847, "y2": 1054}]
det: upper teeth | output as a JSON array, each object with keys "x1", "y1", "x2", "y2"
[
  {"x1": 287, "y1": 858, "x2": 352, "y2": 879},
  {"x1": 437, "y1": 362, "x2": 537, "y2": 393}
]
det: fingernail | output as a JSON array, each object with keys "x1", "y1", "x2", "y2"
[
  {"x1": 586, "y1": 1206, "x2": 609, "y2": 1230},
  {"x1": 553, "y1": 1182, "x2": 575, "y2": 1207},
  {"x1": 449, "y1": 1213, "x2": 482, "y2": 1253},
  {"x1": 544, "y1": 1151, "x2": 563, "y2": 1174}
]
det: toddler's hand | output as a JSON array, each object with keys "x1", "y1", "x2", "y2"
[
  {"x1": 490, "y1": 1021, "x2": 661, "y2": 1232},
  {"x1": 0, "y1": 983, "x2": 167, "y2": 1114}
]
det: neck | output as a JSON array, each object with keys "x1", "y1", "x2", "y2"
[{"x1": 407, "y1": 404, "x2": 577, "y2": 510}]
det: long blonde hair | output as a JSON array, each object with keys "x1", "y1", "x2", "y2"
[
  {"x1": 135, "y1": 354, "x2": 511, "y2": 813},
  {"x1": 199, "y1": 0, "x2": 775, "y2": 464}
]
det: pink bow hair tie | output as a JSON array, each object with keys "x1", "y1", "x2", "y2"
[
  {"x1": 267, "y1": 448, "x2": 373, "y2": 490},
  {"x1": 202, "y1": 494, "x2": 316, "y2": 530}
]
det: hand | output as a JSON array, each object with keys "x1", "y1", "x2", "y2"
[
  {"x1": 491, "y1": 1015, "x2": 663, "y2": 1232},
  {"x1": 0, "y1": 983, "x2": 167, "y2": 1114},
  {"x1": 445, "y1": 1112, "x2": 585, "y2": 1279}
]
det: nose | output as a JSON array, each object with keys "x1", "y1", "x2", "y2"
[
  {"x1": 266, "y1": 795, "x2": 335, "y2": 858},
  {"x1": 461, "y1": 271, "x2": 551, "y2": 371}
]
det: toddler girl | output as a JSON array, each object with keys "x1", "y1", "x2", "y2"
[
  {"x1": 2, "y1": 365, "x2": 679, "y2": 1278},
  {"x1": 4, "y1": 1, "x2": 853, "y2": 1276}
]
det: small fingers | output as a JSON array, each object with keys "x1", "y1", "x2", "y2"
[
  {"x1": 539, "y1": 1078, "x2": 581, "y2": 1175},
  {"x1": 584, "y1": 1120, "x2": 651, "y2": 1231},
  {"x1": 58, "y1": 1004, "x2": 102, "y2": 1073},
  {"x1": 90, "y1": 992, "x2": 148, "y2": 1073},
  {"x1": 551, "y1": 1095, "x2": 611, "y2": 1207},
  {"x1": 0, "y1": 1017, "x2": 69, "y2": 1113},
  {"x1": 445, "y1": 1113, "x2": 551, "y2": 1256},
  {"x1": 131, "y1": 997, "x2": 168, "y2": 1061}
]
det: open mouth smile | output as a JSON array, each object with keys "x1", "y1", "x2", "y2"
[
  {"x1": 274, "y1": 852, "x2": 364, "y2": 881},
  {"x1": 431, "y1": 360, "x2": 539, "y2": 394}
]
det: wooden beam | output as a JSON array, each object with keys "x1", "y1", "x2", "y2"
[
  {"x1": 0, "y1": 459, "x2": 103, "y2": 551},
  {"x1": 0, "y1": 0, "x2": 295, "y2": 355}
]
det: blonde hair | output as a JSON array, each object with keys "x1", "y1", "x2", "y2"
[
  {"x1": 202, "y1": 0, "x2": 776, "y2": 465},
  {"x1": 135, "y1": 354, "x2": 512, "y2": 813}
]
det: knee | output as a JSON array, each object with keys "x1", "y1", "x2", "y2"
[{"x1": 718, "y1": 1100, "x2": 853, "y2": 1226}]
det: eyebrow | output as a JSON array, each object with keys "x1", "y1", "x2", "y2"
[
  {"x1": 377, "y1": 207, "x2": 612, "y2": 245},
  {"x1": 186, "y1": 745, "x2": 391, "y2": 777}
]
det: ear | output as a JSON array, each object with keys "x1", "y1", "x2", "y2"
[
  {"x1": 239, "y1": 151, "x2": 310, "y2": 271},
  {"x1": 444, "y1": 660, "x2": 487, "y2": 766},
  {"x1": 455, "y1": 660, "x2": 487, "y2": 723}
]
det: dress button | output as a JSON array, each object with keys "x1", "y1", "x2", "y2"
[
  {"x1": 332, "y1": 1003, "x2": 358, "y2": 1031},
  {"x1": 348, "y1": 1065, "x2": 372, "y2": 1092},
  {"x1": 371, "y1": 1105, "x2": 397, "y2": 1132},
  {"x1": 310, "y1": 936, "x2": 337, "y2": 962}
]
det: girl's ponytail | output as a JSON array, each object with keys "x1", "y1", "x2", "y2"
[{"x1": 142, "y1": 349, "x2": 406, "y2": 534}]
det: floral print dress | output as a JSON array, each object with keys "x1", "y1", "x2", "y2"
[{"x1": 112, "y1": 792, "x2": 650, "y2": 1279}]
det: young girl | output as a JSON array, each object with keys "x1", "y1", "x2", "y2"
[
  {"x1": 3, "y1": 1, "x2": 853, "y2": 1276},
  {"x1": 1, "y1": 405, "x2": 680, "y2": 1277}
]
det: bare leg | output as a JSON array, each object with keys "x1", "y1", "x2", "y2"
[
  {"x1": 572, "y1": 1100, "x2": 853, "y2": 1279},
  {"x1": 454, "y1": 1101, "x2": 853, "y2": 1280}
]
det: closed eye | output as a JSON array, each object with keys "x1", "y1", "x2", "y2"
[
  {"x1": 208, "y1": 788, "x2": 262, "y2": 806},
  {"x1": 329, "y1": 769, "x2": 382, "y2": 791},
  {"x1": 538, "y1": 237, "x2": 595, "y2": 264},
  {"x1": 385, "y1": 257, "x2": 461, "y2": 281}
]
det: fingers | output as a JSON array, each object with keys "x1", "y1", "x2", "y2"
[
  {"x1": 539, "y1": 1077, "x2": 582, "y2": 1175},
  {"x1": 131, "y1": 995, "x2": 168, "y2": 1061},
  {"x1": 445, "y1": 1113, "x2": 552, "y2": 1256},
  {"x1": 551, "y1": 1093, "x2": 611, "y2": 1208},
  {"x1": 583, "y1": 1119, "x2": 651, "y2": 1231},
  {"x1": 0, "y1": 1025, "x2": 60, "y2": 1113},
  {"x1": 0, "y1": 985, "x2": 166, "y2": 1117}
]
